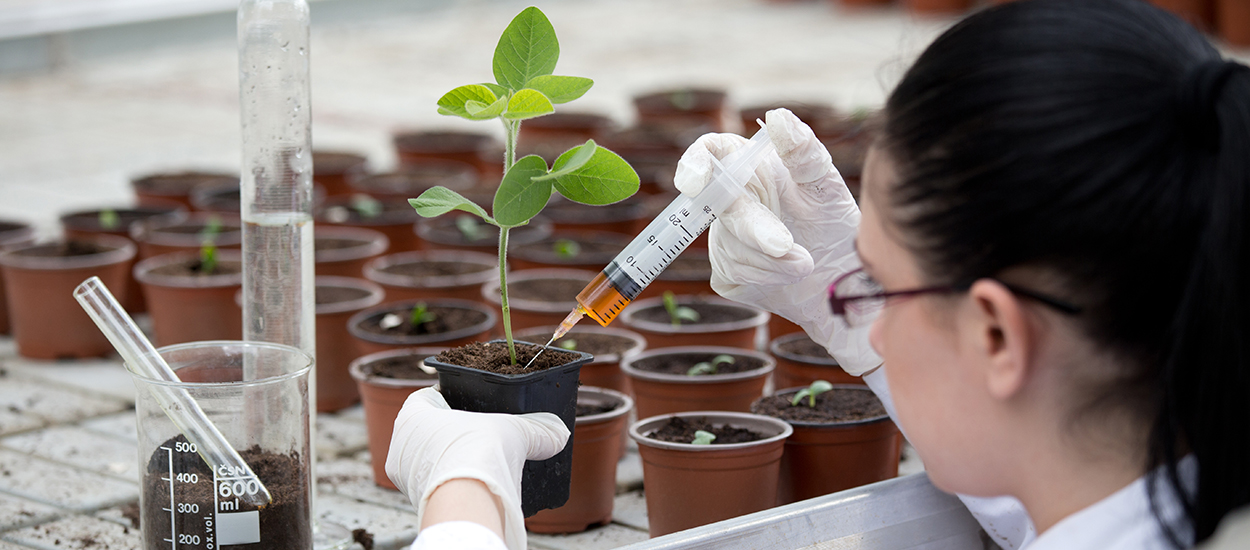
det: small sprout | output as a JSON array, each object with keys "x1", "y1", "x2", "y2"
[
  {"x1": 662, "y1": 291, "x2": 700, "y2": 327},
  {"x1": 557, "y1": 339, "x2": 577, "y2": 350},
  {"x1": 455, "y1": 215, "x2": 485, "y2": 241},
  {"x1": 198, "y1": 216, "x2": 223, "y2": 275},
  {"x1": 553, "y1": 238, "x2": 581, "y2": 259},
  {"x1": 687, "y1": 354, "x2": 735, "y2": 376},
  {"x1": 350, "y1": 194, "x2": 383, "y2": 219},
  {"x1": 691, "y1": 430, "x2": 716, "y2": 445},
  {"x1": 410, "y1": 303, "x2": 437, "y2": 326},
  {"x1": 792, "y1": 380, "x2": 835, "y2": 408},
  {"x1": 669, "y1": 90, "x2": 697, "y2": 111},
  {"x1": 98, "y1": 209, "x2": 120, "y2": 230}
]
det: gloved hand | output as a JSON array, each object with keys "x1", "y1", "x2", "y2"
[
  {"x1": 386, "y1": 387, "x2": 570, "y2": 550},
  {"x1": 674, "y1": 108, "x2": 881, "y2": 376}
]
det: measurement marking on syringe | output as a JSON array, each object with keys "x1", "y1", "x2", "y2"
[{"x1": 681, "y1": 227, "x2": 693, "y2": 239}]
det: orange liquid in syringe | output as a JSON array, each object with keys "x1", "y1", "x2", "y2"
[{"x1": 575, "y1": 271, "x2": 633, "y2": 326}]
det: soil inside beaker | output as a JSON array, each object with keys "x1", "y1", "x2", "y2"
[
  {"x1": 434, "y1": 341, "x2": 580, "y2": 375},
  {"x1": 142, "y1": 435, "x2": 310, "y2": 550},
  {"x1": 631, "y1": 302, "x2": 756, "y2": 326},
  {"x1": 647, "y1": 416, "x2": 764, "y2": 444},
  {"x1": 752, "y1": 388, "x2": 888, "y2": 424},
  {"x1": 630, "y1": 352, "x2": 765, "y2": 376}
]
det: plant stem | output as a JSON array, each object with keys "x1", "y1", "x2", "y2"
[
  {"x1": 503, "y1": 118, "x2": 519, "y2": 172},
  {"x1": 498, "y1": 225, "x2": 517, "y2": 364}
]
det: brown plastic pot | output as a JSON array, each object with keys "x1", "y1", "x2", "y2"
[
  {"x1": 542, "y1": 196, "x2": 651, "y2": 237},
  {"x1": 314, "y1": 276, "x2": 385, "y2": 412},
  {"x1": 131, "y1": 171, "x2": 238, "y2": 209},
  {"x1": 314, "y1": 226, "x2": 389, "y2": 278},
  {"x1": 60, "y1": 202, "x2": 186, "y2": 313},
  {"x1": 904, "y1": 0, "x2": 973, "y2": 14},
  {"x1": 416, "y1": 215, "x2": 551, "y2": 252},
  {"x1": 350, "y1": 348, "x2": 443, "y2": 489},
  {"x1": 0, "y1": 221, "x2": 38, "y2": 335},
  {"x1": 392, "y1": 130, "x2": 500, "y2": 181},
  {"x1": 133, "y1": 250, "x2": 244, "y2": 347},
  {"x1": 0, "y1": 235, "x2": 136, "y2": 359},
  {"x1": 1217, "y1": 0, "x2": 1250, "y2": 46},
  {"x1": 769, "y1": 315, "x2": 804, "y2": 339},
  {"x1": 630, "y1": 411, "x2": 792, "y2": 537},
  {"x1": 313, "y1": 151, "x2": 369, "y2": 197},
  {"x1": 514, "y1": 325, "x2": 647, "y2": 395},
  {"x1": 525, "y1": 387, "x2": 634, "y2": 533},
  {"x1": 597, "y1": 126, "x2": 689, "y2": 192},
  {"x1": 518, "y1": 112, "x2": 616, "y2": 162},
  {"x1": 316, "y1": 195, "x2": 424, "y2": 253},
  {"x1": 347, "y1": 298, "x2": 497, "y2": 356},
  {"x1": 634, "y1": 88, "x2": 730, "y2": 133},
  {"x1": 620, "y1": 295, "x2": 769, "y2": 350},
  {"x1": 509, "y1": 231, "x2": 630, "y2": 271},
  {"x1": 753, "y1": 386, "x2": 900, "y2": 504},
  {"x1": 481, "y1": 269, "x2": 596, "y2": 333},
  {"x1": 131, "y1": 212, "x2": 243, "y2": 260},
  {"x1": 347, "y1": 162, "x2": 477, "y2": 203},
  {"x1": 769, "y1": 332, "x2": 863, "y2": 388},
  {"x1": 622, "y1": 346, "x2": 774, "y2": 419},
  {"x1": 364, "y1": 250, "x2": 498, "y2": 305}
]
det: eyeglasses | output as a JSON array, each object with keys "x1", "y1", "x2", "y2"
[{"x1": 827, "y1": 268, "x2": 1083, "y2": 326}]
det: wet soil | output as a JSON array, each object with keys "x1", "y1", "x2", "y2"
[
  {"x1": 549, "y1": 332, "x2": 636, "y2": 359},
  {"x1": 350, "y1": 528, "x2": 374, "y2": 550},
  {"x1": 148, "y1": 257, "x2": 243, "y2": 277},
  {"x1": 509, "y1": 277, "x2": 586, "y2": 303},
  {"x1": 752, "y1": 387, "x2": 887, "y2": 424},
  {"x1": 777, "y1": 335, "x2": 835, "y2": 361},
  {"x1": 512, "y1": 234, "x2": 628, "y2": 264},
  {"x1": 631, "y1": 302, "x2": 756, "y2": 326},
  {"x1": 315, "y1": 285, "x2": 371, "y2": 306},
  {"x1": 631, "y1": 352, "x2": 765, "y2": 376},
  {"x1": 14, "y1": 241, "x2": 112, "y2": 258},
  {"x1": 357, "y1": 305, "x2": 488, "y2": 337},
  {"x1": 379, "y1": 260, "x2": 491, "y2": 279},
  {"x1": 576, "y1": 402, "x2": 618, "y2": 417},
  {"x1": 362, "y1": 354, "x2": 438, "y2": 380},
  {"x1": 434, "y1": 341, "x2": 580, "y2": 375},
  {"x1": 542, "y1": 197, "x2": 647, "y2": 223},
  {"x1": 142, "y1": 435, "x2": 309, "y2": 550},
  {"x1": 62, "y1": 208, "x2": 179, "y2": 232},
  {"x1": 647, "y1": 416, "x2": 764, "y2": 444},
  {"x1": 314, "y1": 237, "x2": 368, "y2": 253},
  {"x1": 149, "y1": 219, "x2": 242, "y2": 237}
]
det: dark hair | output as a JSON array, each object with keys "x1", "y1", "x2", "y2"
[{"x1": 880, "y1": 0, "x2": 1249, "y2": 545}]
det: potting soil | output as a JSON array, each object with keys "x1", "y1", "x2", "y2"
[
  {"x1": 777, "y1": 335, "x2": 836, "y2": 361},
  {"x1": 313, "y1": 237, "x2": 368, "y2": 253},
  {"x1": 657, "y1": 254, "x2": 711, "y2": 281},
  {"x1": 509, "y1": 277, "x2": 584, "y2": 302},
  {"x1": 632, "y1": 302, "x2": 756, "y2": 325},
  {"x1": 647, "y1": 416, "x2": 764, "y2": 444},
  {"x1": 17, "y1": 241, "x2": 112, "y2": 257},
  {"x1": 575, "y1": 402, "x2": 618, "y2": 417},
  {"x1": 147, "y1": 258, "x2": 243, "y2": 277},
  {"x1": 435, "y1": 341, "x2": 580, "y2": 374},
  {"x1": 632, "y1": 352, "x2": 765, "y2": 376},
  {"x1": 752, "y1": 387, "x2": 887, "y2": 423},
  {"x1": 365, "y1": 355, "x2": 438, "y2": 380},
  {"x1": 514, "y1": 235, "x2": 626, "y2": 262},
  {"x1": 133, "y1": 172, "x2": 237, "y2": 195},
  {"x1": 359, "y1": 305, "x2": 488, "y2": 336},
  {"x1": 142, "y1": 435, "x2": 310, "y2": 550},
  {"x1": 63, "y1": 208, "x2": 173, "y2": 231},
  {"x1": 380, "y1": 260, "x2": 491, "y2": 278},
  {"x1": 314, "y1": 285, "x2": 372, "y2": 305},
  {"x1": 550, "y1": 332, "x2": 635, "y2": 358}
]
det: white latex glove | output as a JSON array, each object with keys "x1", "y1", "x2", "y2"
[
  {"x1": 674, "y1": 108, "x2": 882, "y2": 376},
  {"x1": 386, "y1": 387, "x2": 571, "y2": 550}
]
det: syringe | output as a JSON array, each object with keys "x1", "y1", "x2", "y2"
[{"x1": 532, "y1": 124, "x2": 776, "y2": 362}]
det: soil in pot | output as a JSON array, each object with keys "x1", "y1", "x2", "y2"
[
  {"x1": 771, "y1": 332, "x2": 862, "y2": 388},
  {"x1": 313, "y1": 151, "x2": 369, "y2": 197},
  {"x1": 509, "y1": 232, "x2": 629, "y2": 271},
  {"x1": 313, "y1": 227, "x2": 389, "y2": 278},
  {"x1": 753, "y1": 386, "x2": 900, "y2": 504},
  {"x1": 525, "y1": 387, "x2": 633, "y2": 534},
  {"x1": 483, "y1": 269, "x2": 594, "y2": 331},
  {"x1": 416, "y1": 214, "x2": 551, "y2": 251},
  {"x1": 647, "y1": 416, "x2": 765, "y2": 444},
  {"x1": 350, "y1": 348, "x2": 442, "y2": 489},
  {"x1": 317, "y1": 195, "x2": 423, "y2": 252},
  {"x1": 131, "y1": 171, "x2": 238, "y2": 209},
  {"x1": 142, "y1": 435, "x2": 309, "y2": 550},
  {"x1": 392, "y1": 130, "x2": 500, "y2": 180},
  {"x1": 623, "y1": 347, "x2": 775, "y2": 419},
  {"x1": 0, "y1": 237, "x2": 136, "y2": 359},
  {"x1": 514, "y1": 326, "x2": 646, "y2": 395},
  {"x1": 347, "y1": 163, "x2": 477, "y2": 202},
  {"x1": 518, "y1": 112, "x2": 615, "y2": 163},
  {"x1": 0, "y1": 221, "x2": 37, "y2": 335},
  {"x1": 640, "y1": 251, "x2": 713, "y2": 299},
  {"x1": 634, "y1": 88, "x2": 729, "y2": 133},
  {"x1": 541, "y1": 196, "x2": 650, "y2": 236},
  {"x1": 364, "y1": 251, "x2": 497, "y2": 304},
  {"x1": 622, "y1": 295, "x2": 768, "y2": 349},
  {"x1": 132, "y1": 213, "x2": 244, "y2": 260},
  {"x1": 314, "y1": 277, "x2": 384, "y2": 412},
  {"x1": 347, "y1": 299, "x2": 497, "y2": 356},
  {"x1": 434, "y1": 341, "x2": 579, "y2": 375},
  {"x1": 135, "y1": 251, "x2": 244, "y2": 347}
]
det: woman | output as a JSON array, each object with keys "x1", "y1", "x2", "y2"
[{"x1": 385, "y1": 1, "x2": 1250, "y2": 548}]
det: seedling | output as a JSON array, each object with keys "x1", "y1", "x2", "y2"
[
  {"x1": 410, "y1": 303, "x2": 437, "y2": 326},
  {"x1": 350, "y1": 194, "x2": 383, "y2": 219},
  {"x1": 557, "y1": 339, "x2": 577, "y2": 351},
  {"x1": 691, "y1": 430, "x2": 716, "y2": 445},
  {"x1": 792, "y1": 380, "x2": 834, "y2": 408},
  {"x1": 198, "y1": 217, "x2": 223, "y2": 275},
  {"x1": 455, "y1": 215, "x2": 486, "y2": 242},
  {"x1": 409, "y1": 6, "x2": 639, "y2": 365},
  {"x1": 687, "y1": 354, "x2": 735, "y2": 376},
  {"x1": 662, "y1": 291, "x2": 700, "y2": 327},
  {"x1": 98, "y1": 209, "x2": 120, "y2": 230},
  {"x1": 552, "y1": 238, "x2": 581, "y2": 259}
]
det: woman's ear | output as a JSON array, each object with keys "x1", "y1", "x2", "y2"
[{"x1": 966, "y1": 279, "x2": 1034, "y2": 401}]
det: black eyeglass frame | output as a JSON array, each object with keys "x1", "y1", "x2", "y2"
[{"x1": 827, "y1": 268, "x2": 1084, "y2": 318}]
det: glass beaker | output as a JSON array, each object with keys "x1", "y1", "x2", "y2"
[{"x1": 131, "y1": 341, "x2": 312, "y2": 550}]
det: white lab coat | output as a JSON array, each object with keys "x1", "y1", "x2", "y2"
[{"x1": 409, "y1": 365, "x2": 1189, "y2": 550}]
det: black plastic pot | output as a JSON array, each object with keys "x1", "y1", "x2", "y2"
[{"x1": 423, "y1": 339, "x2": 594, "y2": 516}]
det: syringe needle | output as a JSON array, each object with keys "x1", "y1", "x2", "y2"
[{"x1": 522, "y1": 306, "x2": 586, "y2": 369}]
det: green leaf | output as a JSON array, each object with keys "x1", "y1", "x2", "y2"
[
  {"x1": 98, "y1": 209, "x2": 119, "y2": 230},
  {"x1": 409, "y1": 187, "x2": 494, "y2": 223},
  {"x1": 480, "y1": 83, "x2": 509, "y2": 97},
  {"x1": 687, "y1": 362, "x2": 716, "y2": 376},
  {"x1": 691, "y1": 430, "x2": 717, "y2": 445},
  {"x1": 533, "y1": 140, "x2": 596, "y2": 182},
  {"x1": 553, "y1": 238, "x2": 581, "y2": 259},
  {"x1": 465, "y1": 95, "x2": 507, "y2": 119},
  {"x1": 503, "y1": 88, "x2": 555, "y2": 120},
  {"x1": 492, "y1": 7, "x2": 560, "y2": 91},
  {"x1": 493, "y1": 155, "x2": 552, "y2": 227},
  {"x1": 557, "y1": 339, "x2": 577, "y2": 350},
  {"x1": 710, "y1": 355, "x2": 736, "y2": 367},
  {"x1": 550, "y1": 146, "x2": 640, "y2": 205},
  {"x1": 791, "y1": 380, "x2": 834, "y2": 407},
  {"x1": 525, "y1": 75, "x2": 593, "y2": 104},
  {"x1": 436, "y1": 84, "x2": 501, "y2": 120}
]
